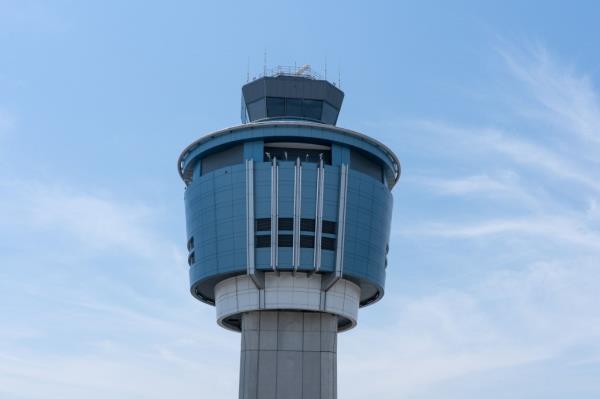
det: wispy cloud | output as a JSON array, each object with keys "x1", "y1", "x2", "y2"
[
  {"x1": 409, "y1": 120, "x2": 600, "y2": 192},
  {"x1": 410, "y1": 171, "x2": 542, "y2": 208},
  {"x1": 405, "y1": 216, "x2": 600, "y2": 251},
  {"x1": 2, "y1": 33, "x2": 600, "y2": 398},
  {"x1": 500, "y1": 45, "x2": 600, "y2": 146},
  {"x1": 353, "y1": 44, "x2": 600, "y2": 397},
  {"x1": 416, "y1": 173, "x2": 517, "y2": 196},
  {"x1": 0, "y1": 180, "x2": 182, "y2": 261},
  {"x1": 0, "y1": 178, "x2": 235, "y2": 398},
  {"x1": 340, "y1": 258, "x2": 600, "y2": 397}
]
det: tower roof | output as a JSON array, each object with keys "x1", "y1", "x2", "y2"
[{"x1": 242, "y1": 66, "x2": 344, "y2": 125}]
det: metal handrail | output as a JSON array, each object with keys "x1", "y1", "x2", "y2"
[{"x1": 258, "y1": 65, "x2": 322, "y2": 81}]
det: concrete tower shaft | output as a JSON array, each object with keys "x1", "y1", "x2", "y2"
[{"x1": 178, "y1": 69, "x2": 400, "y2": 399}]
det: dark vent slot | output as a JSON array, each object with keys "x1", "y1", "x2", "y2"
[
  {"x1": 301, "y1": 218, "x2": 315, "y2": 232},
  {"x1": 300, "y1": 235, "x2": 315, "y2": 248},
  {"x1": 256, "y1": 235, "x2": 271, "y2": 248},
  {"x1": 321, "y1": 237, "x2": 336, "y2": 251},
  {"x1": 278, "y1": 234, "x2": 293, "y2": 247},
  {"x1": 278, "y1": 218, "x2": 293, "y2": 231},
  {"x1": 256, "y1": 218, "x2": 271, "y2": 231},
  {"x1": 187, "y1": 237, "x2": 194, "y2": 251},
  {"x1": 187, "y1": 252, "x2": 195, "y2": 266},
  {"x1": 322, "y1": 221, "x2": 337, "y2": 234}
]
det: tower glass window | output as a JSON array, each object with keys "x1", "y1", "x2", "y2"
[
  {"x1": 266, "y1": 97, "x2": 286, "y2": 117},
  {"x1": 265, "y1": 97, "x2": 324, "y2": 121},
  {"x1": 285, "y1": 98, "x2": 303, "y2": 115},
  {"x1": 264, "y1": 142, "x2": 331, "y2": 164},
  {"x1": 303, "y1": 99, "x2": 323, "y2": 120}
]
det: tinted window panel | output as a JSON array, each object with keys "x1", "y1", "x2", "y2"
[
  {"x1": 321, "y1": 237, "x2": 336, "y2": 251},
  {"x1": 321, "y1": 101, "x2": 339, "y2": 124},
  {"x1": 322, "y1": 221, "x2": 337, "y2": 234},
  {"x1": 300, "y1": 235, "x2": 315, "y2": 248},
  {"x1": 256, "y1": 235, "x2": 271, "y2": 248},
  {"x1": 301, "y1": 218, "x2": 316, "y2": 231},
  {"x1": 303, "y1": 99, "x2": 323, "y2": 120},
  {"x1": 278, "y1": 218, "x2": 293, "y2": 231},
  {"x1": 278, "y1": 234, "x2": 293, "y2": 247},
  {"x1": 266, "y1": 97, "x2": 286, "y2": 117},
  {"x1": 285, "y1": 98, "x2": 302, "y2": 116},
  {"x1": 246, "y1": 98, "x2": 266, "y2": 121},
  {"x1": 256, "y1": 218, "x2": 271, "y2": 231}
]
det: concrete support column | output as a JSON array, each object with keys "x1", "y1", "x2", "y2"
[{"x1": 239, "y1": 310, "x2": 337, "y2": 399}]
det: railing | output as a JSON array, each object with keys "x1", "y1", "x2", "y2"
[{"x1": 259, "y1": 64, "x2": 322, "y2": 80}]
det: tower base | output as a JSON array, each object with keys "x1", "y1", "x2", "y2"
[{"x1": 239, "y1": 310, "x2": 337, "y2": 399}]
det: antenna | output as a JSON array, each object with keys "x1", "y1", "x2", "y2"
[
  {"x1": 246, "y1": 57, "x2": 250, "y2": 82},
  {"x1": 263, "y1": 49, "x2": 267, "y2": 76},
  {"x1": 338, "y1": 66, "x2": 341, "y2": 88},
  {"x1": 324, "y1": 56, "x2": 328, "y2": 80}
]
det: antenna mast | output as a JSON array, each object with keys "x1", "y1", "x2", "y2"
[{"x1": 263, "y1": 49, "x2": 267, "y2": 76}]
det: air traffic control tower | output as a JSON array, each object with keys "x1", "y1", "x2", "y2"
[{"x1": 178, "y1": 66, "x2": 400, "y2": 399}]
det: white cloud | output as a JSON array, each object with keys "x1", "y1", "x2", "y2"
[
  {"x1": 417, "y1": 173, "x2": 514, "y2": 195},
  {"x1": 501, "y1": 46, "x2": 600, "y2": 146},
  {"x1": 0, "y1": 178, "x2": 238, "y2": 398},
  {"x1": 404, "y1": 215, "x2": 600, "y2": 251},
  {"x1": 0, "y1": 180, "x2": 182, "y2": 261},
  {"x1": 356, "y1": 45, "x2": 600, "y2": 397},
  {"x1": 2, "y1": 41, "x2": 600, "y2": 398},
  {"x1": 411, "y1": 171, "x2": 542, "y2": 208},
  {"x1": 339, "y1": 258, "x2": 600, "y2": 398},
  {"x1": 408, "y1": 120, "x2": 600, "y2": 193}
]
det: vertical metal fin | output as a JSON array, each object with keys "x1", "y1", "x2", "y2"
[
  {"x1": 270, "y1": 157, "x2": 278, "y2": 271},
  {"x1": 293, "y1": 157, "x2": 302, "y2": 272},
  {"x1": 246, "y1": 159, "x2": 255, "y2": 276},
  {"x1": 314, "y1": 159, "x2": 325, "y2": 271},
  {"x1": 246, "y1": 159, "x2": 264, "y2": 289},
  {"x1": 323, "y1": 163, "x2": 348, "y2": 291},
  {"x1": 335, "y1": 164, "x2": 348, "y2": 279}
]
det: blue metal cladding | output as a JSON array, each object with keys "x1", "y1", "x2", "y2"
[
  {"x1": 320, "y1": 165, "x2": 340, "y2": 273},
  {"x1": 278, "y1": 162, "x2": 294, "y2": 270},
  {"x1": 182, "y1": 122, "x2": 399, "y2": 305},
  {"x1": 299, "y1": 163, "x2": 317, "y2": 270},
  {"x1": 343, "y1": 170, "x2": 393, "y2": 296},
  {"x1": 186, "y1": 164, "x2": 248, "y2": 299}
]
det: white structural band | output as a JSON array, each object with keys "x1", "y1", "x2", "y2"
[{"x1": 215, "y1": 272, "x2": 360, "y2": 332}]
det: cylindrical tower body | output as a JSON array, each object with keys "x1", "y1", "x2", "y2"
[{"x1": 178, "y1": 68, "x2": 400, "y2": 399}]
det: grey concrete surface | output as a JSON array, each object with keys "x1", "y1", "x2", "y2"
[{"x1": 239, "y1": 311, "x2": 338, "y2": 399}]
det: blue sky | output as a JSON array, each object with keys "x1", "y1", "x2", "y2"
[{"x1": 1, "y1": 1, "x2": 600, "y2": 398}]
